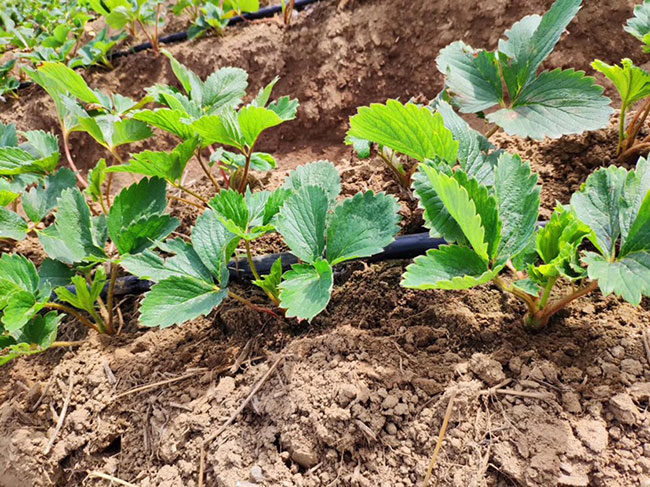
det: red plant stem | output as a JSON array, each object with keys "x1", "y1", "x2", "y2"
[
  {"x1": 63, "y1": 133, "x2": 88, "y2": 188},
  {"x1": 625, "y1": 98, "x2": 650, "y2": 151},
  {"x1": 238, "y1": 149, "x2": 254, "y2": 194},
  {"x1": 228, "y1": 291, "x2": 283, "y2": 319},
  {"x1": 539, "y1": 280, "x2": 599, "y2": 322},
  {"x1": 105, "y1": 263, "x2": 119, "y2": 335}
]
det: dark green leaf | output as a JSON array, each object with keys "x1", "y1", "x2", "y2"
[{"x1": 279, "y1": 260, "x2": 333, "y2": 321}]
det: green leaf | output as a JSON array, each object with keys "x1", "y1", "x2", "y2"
[
  {"x1": 0, "y1": 123, "x2": 18, "y2": 147},
  {"x1": 0, "y1": 254, "x2": 40, "y2": 295},
  {"x1": 513, "y1": 279, "x2": 542, "y2": 297},
  {"x1": 38, "y1": 188, "x2": 106, "y2": 264},
  {"x1": 621, "y1": 157, "x2": 650, "y2": 244},
  {"x1": 238, "y1": 105, "x2": 284, "y2": 147},
  {"x1": 87, "y1": 159, "x2": 107, "y2": 203},
  {"x1": 0, "y1": 147, "x2": 48, "y2": 176},
  {"x1": 37, "y1": 62, "x2": 101, "y2": 104},
  {"x1": 190, "y1": 113, "x2": 245, "y2": 150},
  {"x1": 14, "y1": 312, "x2": 60, "y2": 348},
  {"x1": 347, "y1": 100, "x2": 459, "y2": 163},
  {"x1": 201, "y1": 67, "x2": 249, "y2": 112},
  {"x1": 417, "y1": 165, "x2": 490, "y2": 261},
  {"x1": 2, "y1": 291, "x2": 44, "y2": 332},
  {"x1": 494, "y1": 153, "x2": 540, "y2": 262},
  {"x1": 346, "y1": 135, "x2": 372, "y2": 159},
  {"x1": 621, "y1": 192, "x2": 650, "y2": 256},
  {"x1": 267, "y1": 96, "x2": 299, "y2": 120},
  {"x1": 253, "y1": 257, "x2": 283, "y2": 301},
  {"x1": 22, "y1": 168, "x2": 77, "y2": 223},
  {"x1": 192, "y1": 209, "x2": 239, "y2": 283},
  {"x1": 115, "y1": 215, "x2": 179, "y2": 255},
  {"x1": 626, "y1": 0, "x2": 650, "y2": 52},
  {"x1": 108, "y1": 138, "x2": 198, "y2": 184},
  {"x1": 326, "y1": 192, "x2": 400, "y2": 265},
  {"x1": 487, "y1": 69, "x2": 613, "y2": 140},
  {"x1": 498, "y1": 0, "x2": 581, "y2": 93},
  {"x1": 401, "y1": 245, "x2": 498, "y2": 290},
  {"x1": 208, "y1": 189, "x2": 250, "y2": 234},
  {"x1": 139, "y1": 276, "x2": 227, "y2": 328},
  {"x1": 133, "y1": 109, "x2": 196, "y2": 140},
  {"x1": 585, "y1": 251, "x2": 650, "y2": 306},
  {"x1": 252, "y1": 77, "x2": 279, "y2": 107},
  {"x1": 276, "y1": 186, "x2": 328, "y2": 264},
  {"x1": 592, "y1": 59, "x2": 650, "y2": 111},
  {"x1": 0, "y1": 207, "x2": 28, "y2": 241},
  {"x1": 107, "y1": 118, "x2": 152, "y2": 148},
  {"x1": 39, "y1": 259, "x2": 74, "y2": 289},
  {"x1": 436, "y1": 42, "x2": 504, "y2": 112},
  {"x1": 571, "y1": 165, "x2": 628, "y2": 256},
  {"x1": 279, "y1": 260, "x2": 333, "y2": 321},
  {"x1": 283, "y1": 160, "x2": 341, "y2": 208}
]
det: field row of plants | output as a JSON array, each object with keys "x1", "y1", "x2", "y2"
[
  {"x1": 1, "y1": 0, "x2": 649, "y2": 366},
  {"x1": 0, "y1": 0, "x2": 300, "y2": 99}
]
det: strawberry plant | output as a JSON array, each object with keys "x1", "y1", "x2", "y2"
[
  {"x1": 402, "y1": 155, "x2": 650, "y2": 331},
  {"x1": 436, "y1": 0, "x2": 612, "y2": 140},
  {"x1": 135, "y1": 52, "x2": 298, "y2": 195},
  {"x1": 122, "y1": 161, "x2": 400, "y2": 326}
]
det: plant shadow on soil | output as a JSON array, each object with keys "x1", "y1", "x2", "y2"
[{"x1": 1, "y1": 0, "x2": 650, "y2": 486}]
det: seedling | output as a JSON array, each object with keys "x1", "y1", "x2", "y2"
[
  {"x1": 122, "y1": 161, "x2": 400, "y2": 327},
  {"x1": 402, "y1": 155, "x2": 650, "y2": 331},
  {"x1": 436, "y1": 0, "x2": 612, "y2": 140},
  {"x1": 135, "y1": 52, "x2": 298, "y2": 195}
]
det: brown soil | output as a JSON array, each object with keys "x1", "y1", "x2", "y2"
[{"x1": 1, "y1": 1, "x2": 650, "y2": 487}]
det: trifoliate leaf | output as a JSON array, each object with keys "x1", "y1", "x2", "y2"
[
  {"x1": 283, "y1": 161, "x2": 341, "y2": 208},
  {"x1": 139, "y1": 276, "x2": 227, "y2": 328},
  {"x1": 626, "y1": 0, "x2": 650, "y2": 52},
  {"x1": 191, "y1": 209, "x2": 239, "y2": 283},
  {"x1": 22, "y1": 168, "x2": 77, "y2": 223},
  {"x1": 201, "y1": 67, "x2": 248, "y2": 112},
  {"x1": 592, "y1": 59, "x2": 650, "y2": 111},
  {"x1": 108, "y1": 138, "x2": 198, "y2": 184},
  {"x1": 212, "y1": 150, "x2": 277, "y2": 172},
  {"x1": 326, "y1": 192, "x2": 400, "y2": 266},
  {"x1": 38, "y1": 188, "x2": 106, "y2": 264},
  {"x1": 0, "y1": 254, "x2": 40, "y2": 294},
  {"x1": 115, "y1": 214, "x2": 179, "y2": 255},
  {"x1": 584, "y1": 251, "x2": 650, "y2": 306},
  {"x1": 133, "y1": 109, "x2": 196, "y2": 140},
  {"x1": 0, "y1": 207, "x2": 28, "y2": 241},
  {"x1": 55, "y1": 270, "x2": 105, "y2": 314},
  {"x1": 2, "y1": 291, "x2": 45, "y2": 332},
  {"x1": 276, "y1": 186, "x2": 328, "y2": 264},
  {"x1": 401, "y1": 245, "x2": 498, "y2": 290},
  {"x1": 347, "y1": 100, "x2": 459, "y2": 163},
  {"x1": 279, "y1": 260, "x2": 333, "y2": 321},
  {"x1": 417, "y1": 165, "x2": 490, "y2": 261},
  {"x1": 0, "y1": 123, "x2": 17, "y2": 147},
  {"x1": 436, "y1": 42, "x2": 504, "y2": 113},
  {"x1": 120, "y1": 250, "x2": 172, "y2": 282},
  {"x1": 571, "y1": 165, "x2": 628, "y2": 256},
  {"x1": 253, "y1": 257, "x2": 283, "y2": 301},
  {"x1": 0, "y1": 147, "x2": 55, "y2": 176},
  {"x1": 494, "y1": 153, "x2": 540, "y2": 263},
  {"x1": 487, "y1": 69, "x2": 613, "y2": 140}
]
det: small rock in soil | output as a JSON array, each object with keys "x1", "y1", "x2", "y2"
[
  {"x1": 609, "y1": 393, "x2": 640, "y2": 425},
  {"x1": 575, "y1": 418, "x2": 608, "y2": 453},
  {"x1": 469, "y1": 353, "x2": 506, "y2": 385}
]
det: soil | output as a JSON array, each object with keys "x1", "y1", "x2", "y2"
[{"x1": 1, "y1": 1, "x2": 650, "y2": 486}]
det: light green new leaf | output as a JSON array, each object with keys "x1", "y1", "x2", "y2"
[
  {"x1": 592, "y1": 59, "x2": 650, "y2": 111},
  {"x1": 494, "y1": 153, "x2": 540, "y2": 262},
  {"x1": 347, "y1": 100, "x2": 459, "y2": 163},
  {"x1": 571, "y1": 165, "x2": 628, "y2": 256},
  {"x1": 418, "y1": 165, "x2": 489, "y2": 261},
  {"x1": 276, "y1": 186, "x2": 328, "y2": 264},
  {"x1": 37, "y1": 62, "x2": 101, "y2": 105},
  {"x1": 133, "y1": 109, "x2": 196, "y2": 140},
  {"x1": 108, "y1": 119, "x2": 153, "y2": 148},
  {"x1": 0, "y1": 123, "x2": 17, "y2": 147},
  {"x1": 436, "y1": 42, "x2": 504, "y2": 113},
  {"x1": 283, "y1": 160, "x2": 341, "y2": 208},
  {"x1": 268, "y1": 96, "x2": 299, "y2": 121},
  {"x1": 402, "y1": 245, "x2": 498, "y2": 290},
  {"x1": 139, "y1": 276, "x2": 227, "y2": 328},
  {"x1": 487, "y1": 69, "x2": 613, "y2": 140},
  {"x1": 584, "y1": 251, "x2": 650, "y2": 306},
  {"x1": 253, "y1": 257, "x2": 283, "y2": 301},
  {"x1": 326, "y1": 192, "x2": 400, "y2": 265},
  {"x1": 190, "y1": 113, "x2": 244, "y2": 150},
  {"x1": 279, "y1": 260, "x2": 333, "y2": 321},
  {"x1": 0, "y1": 207, "x2": 28, "y2": 241},
  {"x1": 238, "y1": 105, "x2": 284, "y2": 148}
]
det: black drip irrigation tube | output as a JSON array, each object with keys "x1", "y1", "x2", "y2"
[
  {"x1": 106, "y1": 232, "x2": 446, "y2": 298},
  {"x1": 16, "y1": 0, "x2": 324, "y2": 91}
]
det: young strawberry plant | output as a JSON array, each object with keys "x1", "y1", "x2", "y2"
[
  {"x1": 436, "y1": 0, "x2": 612, "y2": 140},
  {"x1": 135, "y1": 52, "x2": 298, "y2": 195},
  {"x1": 402, "y1": 155, "x2": 650, "y2": 331},
  {"x1": 592, "y1": 59, "x2": 650, "y2": 161},
  {"x1": 122, "y1": 161, "x2": 400, "y2": 327}
]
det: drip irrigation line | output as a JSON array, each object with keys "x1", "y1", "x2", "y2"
[{"x1": 15, "y1": 0, "x2": 324, "y2": 92}]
